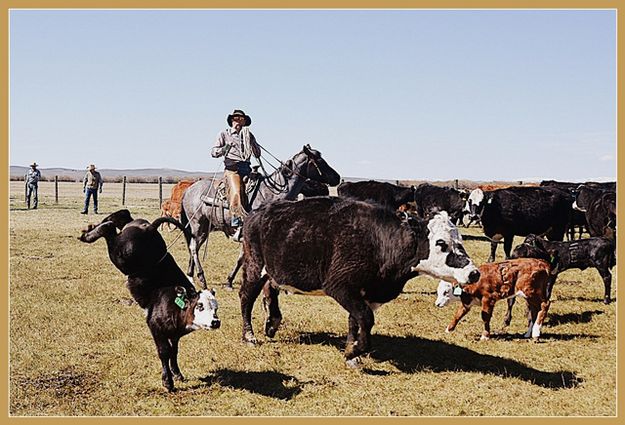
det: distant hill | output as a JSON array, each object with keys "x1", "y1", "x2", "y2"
[{"x1": 10, "y1": 166, "x2": 217, "y2": 182}]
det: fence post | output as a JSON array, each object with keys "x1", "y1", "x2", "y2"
[
  {"x1": 24, "y1": 175, "x2": 27, "y2": 204},
  {"x1": 55, "y1": 176, "x2": 59, "y2": 204},
  {"x1": 122, "y1": 176, "x2": 127, "y2": 206},
  {"x1": 454, "y1": 179, "x2": 459, "y2": 190},
  {"x1": 158, "y1": 176, "x2": 163, "y2": 208}
]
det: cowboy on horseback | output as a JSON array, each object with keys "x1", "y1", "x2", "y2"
[{"x1": 211, "y1": 109, "x2": 261, "y2": 241}]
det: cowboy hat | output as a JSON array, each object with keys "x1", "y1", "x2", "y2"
[
  {"x1": 227, "y1": 109, "x2": 252, "y2": 127},
  {"x1": 87, "y1": 164, "x2": 96, "y2": 171},
  {"x1": 30, "y1": 162, "x2": 38, "y2": 167}
]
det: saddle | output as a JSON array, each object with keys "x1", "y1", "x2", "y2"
[{"x1": 200, "y1": 166, "x2": 263, "y2": 213}]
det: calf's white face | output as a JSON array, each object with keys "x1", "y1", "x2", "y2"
[
  {"x1": 412, "y1": 211, "x2": 480, "y2": 285},
  {"x1": 435, "y1": 280, "x2": 460, "y2": 307},
  {"x1": 464, "y1": 188, "x2": 484, "y2": 217},
  {"x1": 191, "y1": 290, "x2": 220, "y2": 330}
]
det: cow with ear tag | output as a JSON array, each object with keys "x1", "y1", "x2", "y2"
[
  {"x1": 239, "y1": 197, "x2": 479, "y2": 366},
  {"x1": 147, "y1": 286, "x2": 220, "y2": 392}
]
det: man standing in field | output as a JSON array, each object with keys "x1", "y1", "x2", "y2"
[
  {"x1": 25, "y1": 162, "x2": 41, "y2": 209},
  {"x1": 211, "y1": 109, "x2": 261, "y2": 241},
  {"x1": 81, "y1": 164, "x2": 103, "y2": 214}
]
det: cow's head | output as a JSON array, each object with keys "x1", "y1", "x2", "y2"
[
  {"x1": 188, "y1": 289, "x2": 221, "y2": 330},
  {"x1": 434, "y1": 280, "x2": 462, "y2": 307},
  {"x1": 411, "y1": 211, "x2": 480, "y2": 286},
  {"x1": 463, "y1": 188, "x2": 484, "y2": 221}
]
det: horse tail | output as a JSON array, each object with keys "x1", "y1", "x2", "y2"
[{"x1": 179, "y1": 203, "x2": 192, "y2": 245}]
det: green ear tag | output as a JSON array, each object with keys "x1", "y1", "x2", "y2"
[
  {"x1": 174, "y1": 296, "x2": 186, "y2": 309},
  {"x1": 452, "y1": 286, "x2": 463, "y2": 296},
  {"x1": 550, "y1": 255, "x2": 556, "y2": 266}
]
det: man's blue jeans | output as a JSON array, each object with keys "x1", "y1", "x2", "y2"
[
  {"x1": 83, "y1": 188, "x2": 99, "y2": 213},
  {"x1": 26, "y1": 184, "x2": 38, "y2": 209}
]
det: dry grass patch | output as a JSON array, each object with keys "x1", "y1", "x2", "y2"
[{"x1": 9, "y1": 182, "x2": 616, "y2": 416}]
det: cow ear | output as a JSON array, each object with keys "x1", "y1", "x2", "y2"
[{"x1": 303, "y1": 144, "x2": 312, "y2": 155}]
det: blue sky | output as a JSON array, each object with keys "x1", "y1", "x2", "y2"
[{"x1": 9, "y1": 9, "x2": 616, "y2": 181}]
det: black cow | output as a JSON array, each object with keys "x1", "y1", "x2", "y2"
[
  {"x1": 574, "y1": 185, "x2": 616, "y2": 238},
  {"x1": 480, "y1": 186, "x2": 573, "y2": 262},
  {"x1": 79, "y1": 209, "x2": 221, "y2": 392},
  {"x1": 413, "y1": 183, "x2": 466, "y2": 225},
  {"x1": 337, "y1": 180, "x2": 415, "y2": 211},
  {"x1": 511, "y1": 234, "x2": 616, "y2": 304},
  {"x1": 79, "y1": 209, "x2": 197, "y2": 306},
  {"x1": 239, "y1": 197, "x2": 480, "y2": 366},
  {"x1": 299, "y1": 179, "x2": 330, "y2": 197}
]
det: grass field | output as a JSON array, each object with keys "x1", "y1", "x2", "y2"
[{"x1": 9, "y1": 181, "x2": 617, "y2": 416}]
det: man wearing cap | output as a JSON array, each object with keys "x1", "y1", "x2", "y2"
[
  {"x1": 211, "y1": 109, "x2": 261, "y2": 241},
  {"x1": 81, "y1": 164, "x2": 103, "y2": 214},
  {"x1": 25, "y1": 162, "x2": 41, "y2": 209}
]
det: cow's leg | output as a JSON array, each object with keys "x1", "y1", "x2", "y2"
[
  {"x1": 79, "y1": 221, "x2": 117, "y2": 243},
  {"x1": 240, "y1": 257, "x2": 267, "y2": 345},
  {"x1": 503, "y1": 236, "x2": 514, "y2": 260},
  {"x1": 151, "y1": 331, "x2": 175, "y2": 392},
  {"x1": 346, "y1": 314, "x2": 359, "y2": 346},
  {"x1": 524, "y1": 300, "x2": 540, "y2": 339},
  {"x1": 545, "y1": 275, "x2": 557, "y2": 301},
  {"x1": 488, "y1": 241, "x2": 498, "y2": 263},
  {"x1": 226, "y1": 247, "x2": 244, "y2": 290},
  {"x1": 503, "y1": 297, "x2": 515, "y2": 328},
  {"x1": 446, "y1": 303, "x2": 471, "y2": 332},
  {"x1": 169, "y1": 336, "x2": 185, "y2": 382},
  {"x1": 532, "y1": 299, "x2": 551, "y2": 340},
  {"x1": 596, "y1": 266, "x2": 613, "y2": 304},
  {"x1": 262, "y1": 279, "x2": 282, "y2": 338},
  {"x1": 480, "y1": 299, "x2": 495, "y2": 340},
  {"x1": 329, "y1": 290, "x2": 375, "y2": 361}
]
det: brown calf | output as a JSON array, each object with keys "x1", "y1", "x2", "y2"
[
  {"x1": 161, "y1": 180, "x2": 194, "y2": 229},
  {"x1": 435, "y1": 258, "x2": 551, "y2": 340}
]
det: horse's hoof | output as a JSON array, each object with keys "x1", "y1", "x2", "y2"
[
  {"x1": 604, "y1": 297, "x2": 612, "y2": 305},
  {"x1": 224, "y1": 284, "x2": 234, "y2": 292}
]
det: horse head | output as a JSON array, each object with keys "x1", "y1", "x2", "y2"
[{"x1": 285, "y1": 144, "x2": 341, "y2": 186}]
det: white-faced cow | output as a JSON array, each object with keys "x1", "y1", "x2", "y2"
[
  {"x1": 239, "y1": 197, "x2": 480, "y2": 366},
  {"x1": 435, "y1": 258, "x2": 552, "y2": 341},
  {"x1": 480, "y1": 186, "x2": 573, "y2": 262},
  {"x1": 79, "y1": 209, "x2": 221, "y2": 392},
  {"x1": 463, "y1": 188, "x2": 485, "y2": 227}
]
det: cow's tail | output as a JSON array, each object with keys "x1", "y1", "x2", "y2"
[{"x1": 150, "y1": 216, "x2": 191, "y2": 242}]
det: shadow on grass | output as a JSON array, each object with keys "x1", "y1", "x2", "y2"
[
  {"x1": 555, "y1": 296, "x2": 615, "y2": 303},
  {"x1": 298, "y1": 332, "x2": 581, "y2": 389},
  {"x1": 546, "y1": 310, "x2": 604, "y2": 326},
  {"x1": 197, "y1": 369, "x2": 303, "y2": 400}
]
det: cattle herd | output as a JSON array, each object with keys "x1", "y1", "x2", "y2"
[{"x1": 79, "y1": 149, "x2": 616, "y2": 392}]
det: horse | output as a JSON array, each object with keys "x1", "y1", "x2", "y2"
[{"x1": 180, "y1": 144, "x2": 341, "y2": 289}]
